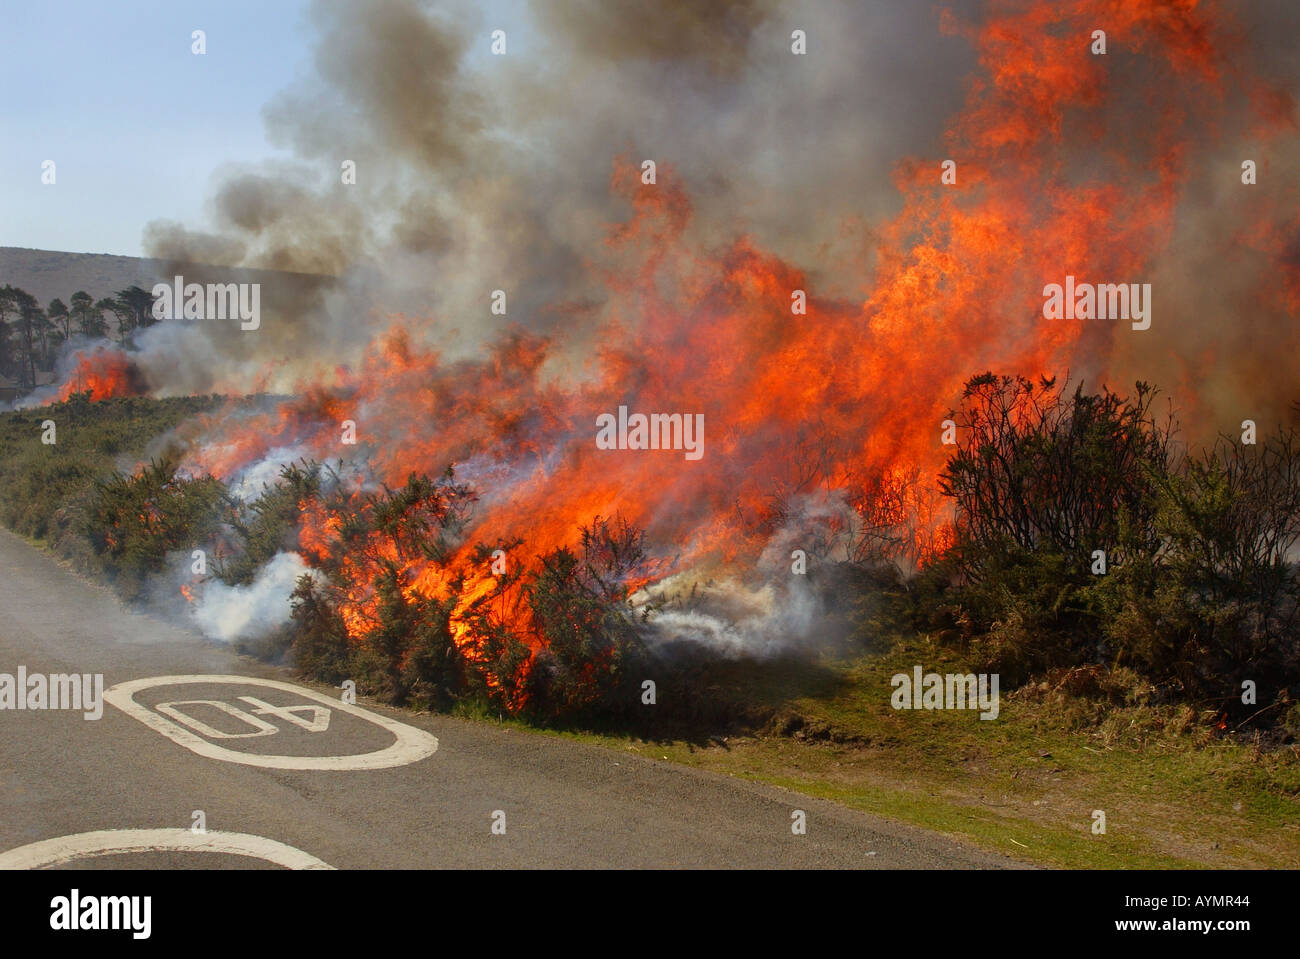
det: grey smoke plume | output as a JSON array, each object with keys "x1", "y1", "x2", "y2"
[
  {"x1": 125, "y1": 0, "x2": 1300, "y2": 442},
  {"x1": 76, "y1": 0, "x2": 1300, "y2": 659},
  {"x1": 136, "y1": 0, "x2": 983, "y2": 390},
  {"x1": 189, "y1": 552, "x2": 312, "y2": 644}
]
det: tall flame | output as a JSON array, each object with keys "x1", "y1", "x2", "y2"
[
  {"x1": 62, "y1": 1, "x2": 1297, "y2": 688},
  {"x1": 57, "y1": 347, "x2": 142, "y2": 402}
]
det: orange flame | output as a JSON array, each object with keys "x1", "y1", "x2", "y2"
[
  {"x1": 156, "y1": 1, "x2": 1291, "y2": 697},
  {"x1": 57, "y1": 348, "x2": 142, "y2": 402}
]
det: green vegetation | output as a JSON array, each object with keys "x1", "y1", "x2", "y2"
[
  {"x1": 544, "y1": 637, "x2": 1300, "y2": 868},
  {"x1": 83, "y1": 457, "x2": 230, "y2": 599},
  {"x1": 922, "y1": 374, "x2": 1300, "y2": 726},
  {"x1": 0, "y1": 283, "x2": 155, "y2": 395},
  {"x1": 1, "y1": 379, "x2": 1297, "y2": 868},
  {"x1": 0, "y1": 392, "x2": 227, "y2": 554}
]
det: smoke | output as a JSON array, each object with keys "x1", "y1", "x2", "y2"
[
  {"x1": 187, "y1": 552, "x2": 312, "y2": 644},
  {"x1": 107, "y1": 0, "x2": 1296, "y2": 433},
  {"x1": 53, "y1": 0, "x2": 1300, "y2": 660},
  {"x1": 129, "y1": 0, "x2": 987, "y2": 388},
  {"x1": 632, "y1": 489, "x2": 876, "y2": 657},
  {"x1": 534, "y1": 0, "x2": 773, "y2": 77},
  {"x1": 1089, "y1": 0, "x2": 1299, "y2": 442},
  {"x1": 640, "y1": 580, "x2": 823, "y2": 658}
]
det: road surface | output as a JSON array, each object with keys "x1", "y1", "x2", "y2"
[{"x1": 0, "y1": 527, "x2": 1026, "y2": 869}]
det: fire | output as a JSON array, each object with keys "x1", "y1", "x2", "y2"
[
  {"x1": 103, "y1": 2, "x2": 1296, "y2": 702},
  {"x1": 57, "y1": 347, "x2": 142, "y2": 402}
]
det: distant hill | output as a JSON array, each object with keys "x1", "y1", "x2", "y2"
[
  {"x1": 0, "y1": 247, "x2": 176, "y2": 307},
  {"x1": 0, "y1": 246, "x2": 332, "y2": 309},
  {"x1": 0, "y1": 247, "x2": 335, "y2": 403}
]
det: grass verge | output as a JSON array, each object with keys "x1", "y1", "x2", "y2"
[{"x1": 519, "y1": 637, "x2": 1300, "y2": 869}]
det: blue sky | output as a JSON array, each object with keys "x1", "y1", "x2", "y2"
[{"x1": 0, "y1": 0, "x2": 314, "y2": 256}]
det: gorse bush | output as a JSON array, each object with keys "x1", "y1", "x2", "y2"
[
  {"x1": 939, "y1": 373, "x2": 1172, "y2": 572},
  {"x1": 272, "y1": 468, "x2": 650, "y2": 722},
  {"x1": 524, "y1": 515, "x2": 650, "y2": 720},
  {"x1": 1100, "y1": 428, "x2": 1300, "y2": 711},
  {"x1": 932, "y1": 374, "x2": 1173, "y2": 682},
  {"x1": 929, "y1": 373, "x2": 1300, "y2": 722},
  {"x1": 5, "y1": 386, "x2": 1297, "y2": 733},
  {"x1": 287, "y1": 574, "x2": 352, "y2": 685},
  {"x1": 83, "y1": 456, "x2": 230, "y2": 599},
  {"x1": 217, "y1": 461, "x2": 324, "y2": 586},
  {"x1": 289, "y1": 469, "x2": 480, "y2": 708},
  {"x1": 0, "y1": 393, "x2": 227, "y2": 546},
  {"x1": 0, "y1": 397, "x2": 807, "y2": 735}
]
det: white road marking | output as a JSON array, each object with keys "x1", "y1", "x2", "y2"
[
  {"x1": 104, "y1": 675, "x2": 438, "y2": 770},
  {"x1": 0, "y1": 828, "x2": 334, "y2": 870},
  {"x1": 238, "y1": 696, "x2": 331, "y2": 732},
  {"x1": 155, "y1": 699, "x2": 280, "y2": 739}
]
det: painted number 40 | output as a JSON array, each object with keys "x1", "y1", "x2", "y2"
[
  {"x1": 155, "y1": 696, "x2": 331, "y2": 739},
  {"x1": 105, "y1": 675, "x2": 437, "y2": 770}
]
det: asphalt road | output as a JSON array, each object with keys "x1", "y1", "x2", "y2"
[{"x1": 0, "y1": 527, "x2": 1026, "y2": 869}]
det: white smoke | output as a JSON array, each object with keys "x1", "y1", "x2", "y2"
[
  {"x1": 189, "y1": 551, "x2": 311, "y2": 644},
  {"x1": 630, "y1": 488, "x2": 882, "y2": 655},
  {"x1": 640, "y1": 577, "x2": 825, "y2": 657},
  {"x1": 225, "y1": 447, "x2": 313, "y2": 502}
]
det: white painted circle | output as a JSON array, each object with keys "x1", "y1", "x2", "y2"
[
  {"x1": 103, "y1": 675, "x2": 438, "y2": 770},
  {"x1": 0, "y1": 829, "x2": 334, "y2": 869}
]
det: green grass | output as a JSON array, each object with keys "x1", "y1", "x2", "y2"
[
  {"x1": 0, "y1": 393, "x2": 230, "y2": 547},
  {"x1": 518, "y1": 637, "x2": 1300, "y2": 869}
]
